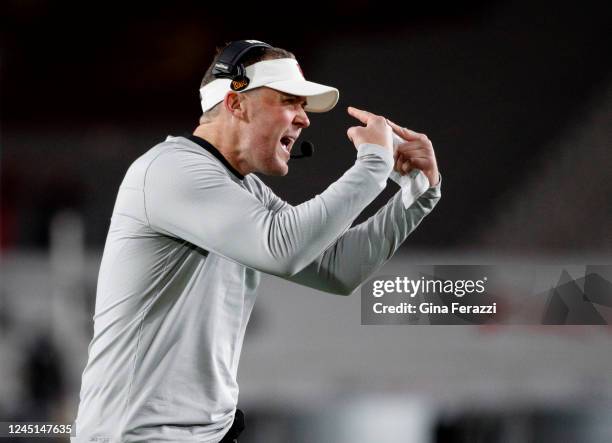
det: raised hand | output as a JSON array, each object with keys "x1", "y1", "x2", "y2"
[
  {"x1": 346, "y1": 106, "x2": 393, "y2": 153},
  {"x1": 386, "y1": 118, "x2": 439, "y2": 187}
]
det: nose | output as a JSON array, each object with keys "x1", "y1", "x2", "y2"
[{"x1": 294, "y1": 107, "x2": 310, "y2": 129}]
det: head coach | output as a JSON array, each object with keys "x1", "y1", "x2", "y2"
[{"x1": 72, "y1": 40, "x2": 441, "y2": 442}]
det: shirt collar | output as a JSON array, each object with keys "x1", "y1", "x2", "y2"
[{"x1": 184, "y1": 134, "x2": 244, "y2": 180}]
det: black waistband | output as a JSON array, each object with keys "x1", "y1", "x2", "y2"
[{"x1": 220, "y1": 409, "x2": 246, "y2": 442}]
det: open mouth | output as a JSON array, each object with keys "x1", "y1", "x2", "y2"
[{"x1": 280, "y1": 136, "x2": 294, "y2": 154}]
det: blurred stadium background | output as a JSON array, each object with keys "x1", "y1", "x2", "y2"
[{"x1": 1, "y1": 1, "x2": 611, "y2": 441}]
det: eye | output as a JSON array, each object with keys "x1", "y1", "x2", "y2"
[{"x1": 283, "y1": 97, "x2": 307, "y2": 108}]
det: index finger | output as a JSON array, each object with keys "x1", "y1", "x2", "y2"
[
  {"x1": 385, "y1": 118, "x2": 421, "y2": 140},
  {"x1": 347, "y1": 106, "x2": 378, "y2": 125}
]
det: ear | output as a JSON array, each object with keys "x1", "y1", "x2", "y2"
[{"x1": 223, "y1": 91, "x2": 246, "y2": 119}]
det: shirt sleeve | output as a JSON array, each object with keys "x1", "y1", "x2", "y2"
[
  {"x1": 280, "y1": 176, "x2": 442, "y2": 295},
  {"x1": 143, "y1": 143, "x2": 394, "y2": 277},
  {"x1": 389, "y1": 169, "x2": 436, "y2": 209}
]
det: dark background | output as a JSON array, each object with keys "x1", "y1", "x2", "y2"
[{"x1": 2, "y1": 0, "x2": 610, "y2": 255}]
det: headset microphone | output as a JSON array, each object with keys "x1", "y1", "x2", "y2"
[{"x1": 290, "y1": 141, "x2": 315, "y2": 159}]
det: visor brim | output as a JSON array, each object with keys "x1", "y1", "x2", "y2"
[{"x1": 265, "y1": 80, "x2": 339, "y2": 113}]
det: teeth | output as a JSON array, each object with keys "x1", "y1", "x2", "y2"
[{"x1": 281, "y1": 138, "x2": 291, "y2": 153}]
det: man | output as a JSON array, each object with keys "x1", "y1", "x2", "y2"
[{"x1": 72, "y1": 40, "x2": 441, "y2": 442}]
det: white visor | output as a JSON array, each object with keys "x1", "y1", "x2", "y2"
[{"x1": 199, "y1": 58, "x2": 339, "y2": 113}]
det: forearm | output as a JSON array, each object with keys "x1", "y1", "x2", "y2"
[
  {"x1": 145, "y1": 143, "x2": 394, "y2": 277},
  {"x1": 286, "y1": 178, "x2": 441, "y2": 294}
]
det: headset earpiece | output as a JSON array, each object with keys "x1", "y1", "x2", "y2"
[{"x1": 212, "y1": 40, "x2": 272, "y2": 85}]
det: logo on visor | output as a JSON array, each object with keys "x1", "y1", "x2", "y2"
[{"x1": 231, "y1": 76, "x2": 250, "y2": 91}]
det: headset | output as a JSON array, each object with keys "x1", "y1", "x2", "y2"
[
  {"x1": 208, "y1": 39, "x2": 314, "y2": 159},
  {"x1": 212, "y1": 40, "x2": 272, "y2": 91}
]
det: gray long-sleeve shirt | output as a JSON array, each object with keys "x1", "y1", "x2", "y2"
[{"x1": 73, "y1": 135, "x2": 441, "y2": 443}]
